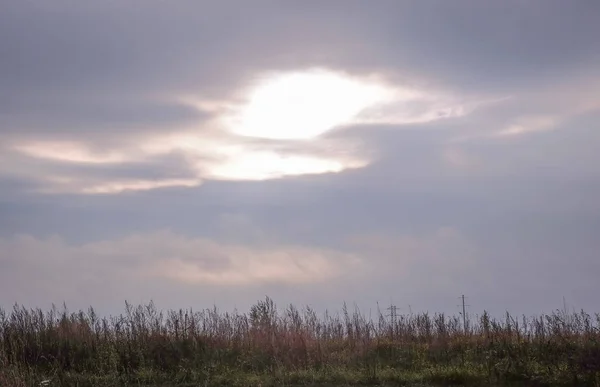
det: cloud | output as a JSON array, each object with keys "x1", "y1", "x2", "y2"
[
  {"x1": 3, "y1": 2, "x2": 598, "y2": 195},
  {"x1": 2, "y1": 206, "x2": 600, "y2": 315},
  {"x1": 0, "y1": 95, "x2": 206, "y2": 138},
  {"x1": 1, "y1": 231, "x2": 362, "y2": 284},
  {"x1": 15, "y1": 141, "x2": 133, "y2": 164},
  {"x1": 6, "y1": 62, "x2": 595, "y2": 196},
  {"x1": 0, "y1": 226, "x2": 492, "y2": 314},
  {"x1": 3, "y1": 1, "x2": 598, "y2": 96},
  {"x1": 56, "y1": 178, "x2": 202, "y2": 195},
  {"x1": 494, "y1": 116, "x2": 558, "y2": 137},
  {"x1": 2, "y1": 0, "x2": 600, "y2": 317},
  {"x1": 2, "y1": 66, "x2": 481, "y2": 194},
  {"x1": 2, "y1": 129, "x2": 368, "y2": 193},
  {"x1": 449, "y1": 76, "x2": 600, "y2": 143},
  {"x1": 0, "y1": 230, "x2": 363, "y2": 310}
]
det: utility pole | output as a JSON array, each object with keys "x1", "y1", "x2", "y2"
[
  {"x1": 386, "y1": 304, "x2": 398, "y2": 338},
  {"x1": 462, "y1": 295, "x2": 467, "y2": 332},
  {"x1": 458, "y1": 295, "x2": 470, "y2": 333},
  {"x1": 387, "y1": 304, "x2": 398, "y2": 325}
]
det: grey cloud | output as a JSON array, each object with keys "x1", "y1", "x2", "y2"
[
  {"x1": 1, "y1": 0, "x2": 598, "y2": 193},
  {"x1": 0, "y1": 230, "x2": 362, "y2": 314},
  {"x1": 1, "y1": 0, "x2": 348, "y2": 96},
  {"x1": 1, "y1": 0, "x2": 600, "y2": 317},
  {"x1": 455, "y1": 111, "x2": 600, "y2": 181},
  {"x1": 0, "y1": 145, "x2": 204, "y2": 195},
  {"x1": 2, "y1": 150, "x2": 600, "y2": 315},
  {"x1": 3, "y1": 1, "x2": 598, "y2": 98},
  {"x1": 0, "y1": 96, "x2": 208, "y2": 138}
]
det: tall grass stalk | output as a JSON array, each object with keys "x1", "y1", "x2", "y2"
[{"x1": 1, "y1": 298, "x2": 599, "y2": 386}]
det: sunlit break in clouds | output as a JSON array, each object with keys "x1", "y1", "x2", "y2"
[
  {"x1": 8, "y1": 66, "x2": 473, "y2": 192},
  {"x1": 223, "y1": 69, "x2": 396, "y2": 140}
]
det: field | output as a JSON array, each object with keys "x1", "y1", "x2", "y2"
[{"x1": 1, "y1": 297, "x2": 599, "y2": 386}]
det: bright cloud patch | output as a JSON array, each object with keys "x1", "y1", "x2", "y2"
[
  {"x1": 4, "y1": 67, "x2": 479, "y2": 194},
  {"x1": 32, "y1": 175, "x2": 203, "y2": 195},
  {"x1": 204, "y1": 151, "x2": 347, "y2": 180},
  {"x1": 147, "y1": 135, "x2": 367, "y2": 182},
  {"x1": 15, "y1": 141, "x2": 132, "y2": 164},
  {"x1": 219, "y1": 68, "x2": 476, "y2": 141},
  {"x1": 223, "y1": 69, "x2": 395, "y2": 140},
  {"x1": 74, "y1": 178, "x2": 202, "y2": 195},
  {"x1": 495, "y1": 116, "x2": 558, "y2": 137}
]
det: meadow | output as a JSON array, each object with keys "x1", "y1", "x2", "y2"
[{"x1": 1, "y1": 297, "x2": 599, "y2": 386}]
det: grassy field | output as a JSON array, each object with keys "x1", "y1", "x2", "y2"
[{"x1": 1, "y1": 297, "x2": 599, "y2": 386}]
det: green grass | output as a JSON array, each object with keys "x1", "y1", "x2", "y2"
[{"x1": 1, "y1": 297, "x2": 600, "y2": 386}]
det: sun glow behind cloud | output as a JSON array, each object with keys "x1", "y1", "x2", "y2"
[
  {"x1": 7, "y1": 68, "x2": 480, "y2": 193},
  {"x1": 140, "y1": 134, "x2": 368, "y2": 182},
  {"x1": 222, "y1": 69, "x2": 396, "y2": 140},
  {"x1": 202, "y1": 149, "x2": 359, "y2": 181}
]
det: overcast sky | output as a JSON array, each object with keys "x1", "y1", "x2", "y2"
[{"x1": 1, "y1": 0, "x2": 599, "y2": 318}]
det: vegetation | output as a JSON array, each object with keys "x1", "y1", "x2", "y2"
[{"x1": 1, "y1": 297, "x2": 599, "y2": 386}]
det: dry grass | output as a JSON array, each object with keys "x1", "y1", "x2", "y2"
[{"x1": 1, "y1": 297, "x2": 599, "y2": 386}]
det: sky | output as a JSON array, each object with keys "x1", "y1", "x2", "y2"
[{"x1": 1, "y1": 0, "x2": 600, "y2": 318}]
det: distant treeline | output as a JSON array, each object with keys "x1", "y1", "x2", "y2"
[{"x1": 1, "y1": 297, "x2": 599, "y2": 386}]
